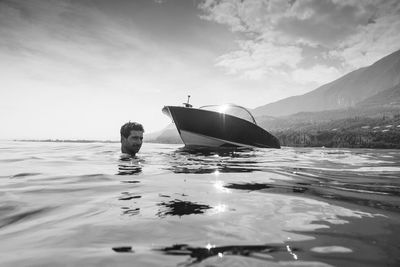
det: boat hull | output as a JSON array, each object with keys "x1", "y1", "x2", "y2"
[{"x1": 163, "y1": 106, "x2": 280, "y2": 149}]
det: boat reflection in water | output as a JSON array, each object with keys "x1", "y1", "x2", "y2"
[
  {"x1": 162, "y1": 100, "x2": 280, "y2": 149},
  {"x1": 167, "y1": 147, "x2": 264, "y2": 174}
]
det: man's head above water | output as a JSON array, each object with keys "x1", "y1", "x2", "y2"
[{"x1": 120, "y1": 122, "x2": 144, "y2": 156}]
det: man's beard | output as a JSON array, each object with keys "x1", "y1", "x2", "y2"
[{"x1": 128, "y1": 145, "x2": 140, "y2": 154}]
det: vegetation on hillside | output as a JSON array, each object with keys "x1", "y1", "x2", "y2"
[{"x1": 271, "y1": 113, "x2": 400, "y2": 148}]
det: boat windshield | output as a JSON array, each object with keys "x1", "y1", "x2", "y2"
[{"x1": 199, "y1": 104, "x2": 257, "y2": 124}]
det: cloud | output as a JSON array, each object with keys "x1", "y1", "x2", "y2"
[
  {"x1": 215, "y1": 40, "x2": 303, "y2": 79},
  {"x1": 331, "y1": 1, "x2": 400, "y2": 68},
  {"x1": 199, "y1": 0, "x2": 400, "y2": 85},
  {"x1": 278, "y1": 0, "x2": 376, "y2": 46}
]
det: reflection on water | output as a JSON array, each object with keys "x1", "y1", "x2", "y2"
[
  {"x1": 119, "y1": 192, "x2": 141, "y2": 201},
  {"x1": 225, "y1": 182, "x2": 308, "y2": 193},
  {"x1": 117, "y1": 166, "x2": 142, "y2": 175},
  {"x1": 156, "y1": 243, "x2": 300, "y2": 266},
  {"x1": 117, "y1": 156, "x2": 143, "y2": 175},
  {"x1": 112, "y1": 246, "x2": 134, "y2": 253},
  {"x1": 121, "y1": 206, "x2": 140, "y2": 216},
  {"x1": 0, "y1": 142, "x2": 399, "y2": 266},
  {"x1": 167, "y1": 147, "x2": 263, "y2": 174}
]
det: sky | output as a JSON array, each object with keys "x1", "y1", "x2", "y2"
[{"x1": 1, "y1": 0, "x2": 399, "y2": 140}]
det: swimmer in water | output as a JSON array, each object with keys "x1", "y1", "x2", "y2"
[{"x1": 120, "y1": 121, "x2": 144, "y2": 156}]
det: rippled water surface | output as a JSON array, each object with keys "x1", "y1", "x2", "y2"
[{"x1": 1, "y1": 141, "x2": 399, "y2": 266}]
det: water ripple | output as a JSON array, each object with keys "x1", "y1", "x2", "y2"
[
  {"x1": 0, "y1": 207, "x2": 53, "y2": 229},
  {"x1": 1, "y1": 141, "x2": 399, "y2": 266}
]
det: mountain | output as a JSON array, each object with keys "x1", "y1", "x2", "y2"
[
  {"x1": 256, "y1": 82, "x2": 400, "y2": 129},
  {"x1": 255, "y1": 82, "x2": 400, "y2": 148},
  {"x1": 253, "y1": 49, "x2": 400, "y2": 117},
  {"x1": 145, "y1": 123, "x2": 182, "y2": 144},
  {"x1": 356, "y1": 83, "x2": 400, "y2": 108}
]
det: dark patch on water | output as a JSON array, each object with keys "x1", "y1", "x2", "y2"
[
  {"x1": 10, "y1": 172, "x2": 41, "y2": 178},
  {"x1": 121, "y1": 207, "x2": 140, "y2": 216},
  {"x1": 157, "y1": 200, "x2": 211, "y2": 217},
  {"x1": 120, "y1": 180, "x2": 140, "y2": 184},
  {"x1": 156, "y1": 243, "x2": 299, "y2": 266},
  {"x1": 168, "y1": 167, "x2": 217, "y2": 174},
  {"x1": 225, "y1": 182, "x2": 308, "y2": 193},
  {"x1": 119, "y1": 192, "x2": 141, "y2": 201},
  {"x1": 117, "y1": 165, "x2": 142, "y2": 175},
  {"x1": 117, "y1": 156, "x2": 144, "y2": 175},
  {"x1": 112, "y1": 246, "x2": 134, "y2": 253}
]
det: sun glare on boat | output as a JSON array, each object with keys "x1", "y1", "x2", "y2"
[{"x1": 218, "y1": 104, "x2": 230, "y2": 114}]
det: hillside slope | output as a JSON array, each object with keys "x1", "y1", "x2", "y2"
[{"x1": 253, "y1": 49, "x2": 400, "y2": 117}]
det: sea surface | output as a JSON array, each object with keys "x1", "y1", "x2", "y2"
[{"x1": 0, "y1": 141, "x2": 399, "y2": 267}]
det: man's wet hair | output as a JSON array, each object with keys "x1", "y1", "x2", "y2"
[{"x1": 120, "y1": 122, "x2": 144, "y2": 138}]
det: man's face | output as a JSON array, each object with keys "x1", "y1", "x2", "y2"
[{"x1": 121, "y1": 130, "x2": 143, "y2": 155}]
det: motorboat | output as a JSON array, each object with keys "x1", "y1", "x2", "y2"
[{"x1": 162, "y1": 97, "x2": 280, "y2": 149}]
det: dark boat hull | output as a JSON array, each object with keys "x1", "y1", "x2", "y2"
[{"x1": 163, "y1": 106, "x2": 280, "y2": 149}]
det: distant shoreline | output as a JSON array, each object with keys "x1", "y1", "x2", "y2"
[
  {"x1": 9, "y1": 138, "x2": 399, "y2": 149},
  {"x1": 13, "y1": 139, "x2": 119, "y2": 143}
]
